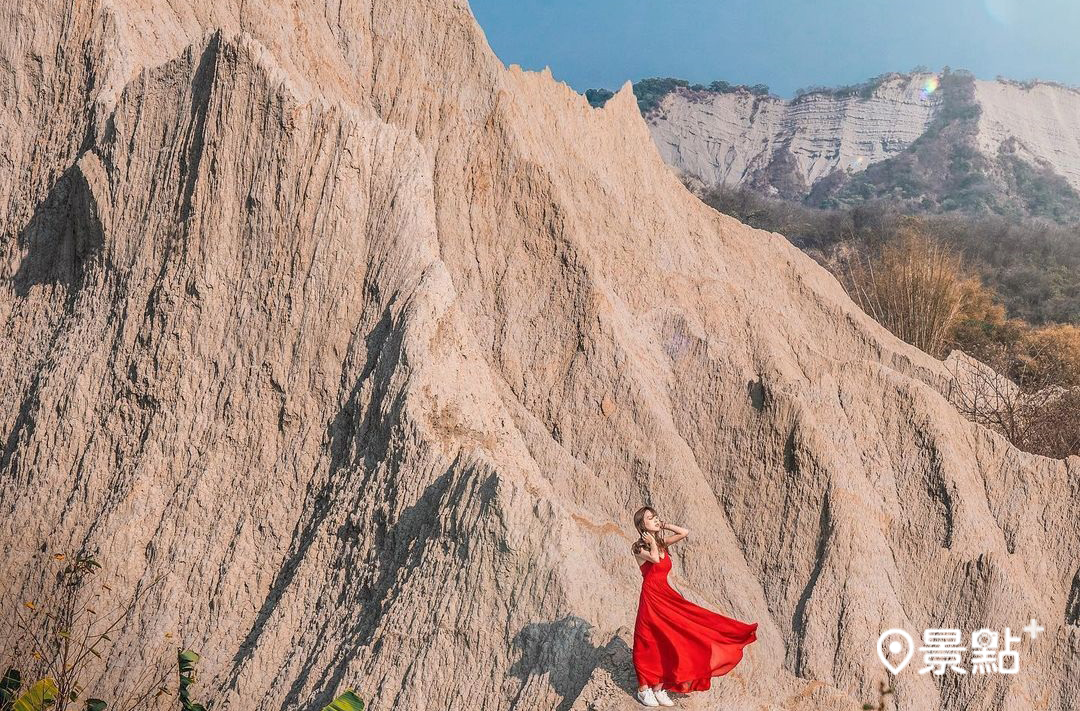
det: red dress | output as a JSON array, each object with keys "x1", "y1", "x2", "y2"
[{"x1": 633, "y1": 548, "x2": 758, "y2": 692}]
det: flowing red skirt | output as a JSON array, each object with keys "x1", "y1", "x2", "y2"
[{"x1": 632, "y1": 551, "x2": 757, "y2": 692}]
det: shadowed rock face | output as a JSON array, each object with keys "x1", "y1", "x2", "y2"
[{"x1": 0, "y1": 2, "x2": 1077, "y2": 710}]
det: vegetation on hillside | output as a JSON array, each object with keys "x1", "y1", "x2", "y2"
[
  {"x1": 699, "y1": 184, "x2": 1080, "y2": 457},
  {"x1": 587, "y1": 69, "x2": 944, "y2": 112},
  {"x1": 584, "y1": 88, "x2": 614, "y2": 109},
  {"x1": 810, "y1": 69, "x2": 992, "y2": 212},
  {"x1": 2, "y1": 554, "x2": 366, "y2": 710},
  {"x1": 585, "y1": 77, "x2": 771, "y2": 113},
  {"x1": 804, "y1": 69, "x2": 1080, "y2": 223},
  {"x1": 793, "y1": 69, "x2": 918, "y2": 100},
  {"x1": 701, "y1": 185, "x2": 1080, "y2": 325},
  {"x1": 996, "y1": 141, "x2": 1080, "y2": 224},
  {"x1": 993, "y1": 76, "x2": 1080, "y2": 94}
]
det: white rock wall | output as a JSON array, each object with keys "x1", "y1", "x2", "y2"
[
  {"x1": 648, "y1": 74, "x2": 940, "y2": 193},
  {"x1": 974, "y1": 79, "x2": 1080, "y2": 191}
]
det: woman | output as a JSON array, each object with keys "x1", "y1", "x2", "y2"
[{"x1": 631, "y1": 506, "x2": 758, "y2": 707}]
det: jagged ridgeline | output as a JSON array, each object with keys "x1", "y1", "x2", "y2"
[
  {"x1": 1, "y1": 2, "x2": 1078, "y2": 711},
  {"x1": 587, "y1": 77, "x2": 772, "y2": 113},
  {"x1": 588, "y1": 69, "x2": 1080, "y2": 223}
]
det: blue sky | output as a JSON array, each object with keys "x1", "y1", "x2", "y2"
[{"x1": 469, "y1": 0, "x2": 1080, "y2": 98}]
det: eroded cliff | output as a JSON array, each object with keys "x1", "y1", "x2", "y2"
[
  {"x1": 642, "y1": 72, "x2": 1080, "y2": 221},
  {"x1": 1, "y1": 2, "x2": 1077, "y2": 710}
]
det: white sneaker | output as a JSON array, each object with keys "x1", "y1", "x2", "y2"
[
  {"x1": 636, "y1": 688, "x2": 660, "y2": 706},
  {"x1": 653, "y1": 689, "x2": 676, "y2": 706}
]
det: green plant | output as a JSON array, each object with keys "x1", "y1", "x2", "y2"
[
  {"x1": 2, "y1": 676, "x2": 58, "y2": 711},
  {"x1": 177, "y1": 651, "x2": 204, "y2": 711},
  {"x1": 3, "y1": 553, "x2": 171, "y2": 711},
  {"x1": 795, "y1": 72, "x2": 898, "y2": 100},
  {"x1": 584, "y1": 88, "x2": 614, "y2": 109},
  {"x1": 1, "y1": 668, "x2": 21, "y2": 709},
  {"x1": 631, "y1": 77, "x2": 689, "y2": 113},
  {"x1": 321, "y1": 691, "x2": 364, "y2": 711}
]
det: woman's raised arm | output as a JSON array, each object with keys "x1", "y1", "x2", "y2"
[{"x1": 660, "y1": 521, "x2": 690, "y2": 545}]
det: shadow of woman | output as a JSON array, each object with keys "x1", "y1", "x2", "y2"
[{"x1": 508, "y1": 616, "x2": 639, "y2": 710}]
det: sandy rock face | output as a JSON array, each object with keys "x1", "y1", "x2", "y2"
[{"x1": 1, "y1": 2, "x2": 1078, "y2": 711}]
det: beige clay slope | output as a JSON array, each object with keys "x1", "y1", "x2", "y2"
[{"x1": 0, "y1": 1, "x2": 1077, "y2": 710}]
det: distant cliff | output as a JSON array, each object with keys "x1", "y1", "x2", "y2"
[{"x1": 589, "y1": 71, "x2": 1080, "y2": 222}]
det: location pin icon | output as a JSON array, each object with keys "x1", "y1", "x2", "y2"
[{"x1": 876, "y1": 629, "x2": 914, "y2": 674}]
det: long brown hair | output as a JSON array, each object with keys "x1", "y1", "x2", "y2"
[{"x1": 631, "y1": 505, "x2": 667, "y2": 555}]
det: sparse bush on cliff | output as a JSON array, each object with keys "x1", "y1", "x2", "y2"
[
  {"x1": 838, "y1": 222, "x2": 969, "y2": 357},
  {"x1": 794, "y1": 71, "x2": 901, "y2": 100},
  {"x1": 3, "y1": 555, "x2": 369, "y2": 711},
  {"x1": 2, "y1": 553, "x2": 172, "y2": 711},
  {"x1": 945, "y1": 329, "x2": 1080, "y2": 459}
]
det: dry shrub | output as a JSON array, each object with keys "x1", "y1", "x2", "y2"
[
  {"x1": 1021, "y1": 388, "x2": 1080, "y2": 458},
  {"x1": 1024, "y1": 324, "x2": 1080, "y2": 387},
  {"x1": 946, "y1": 324, "x2": 1080, "y2": 458},
  {"x1": 841, "y1": 221, "x2": 969, "y2": 357},
  {"x1": 837, "y1": 220, "x2": 1080, "y2": 457},
  {"x1": 3, "y1": 552, "x2": 172, "y2": 711}
]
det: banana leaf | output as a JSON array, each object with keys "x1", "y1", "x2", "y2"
[
  {"x1": 12, "y1": 678, "x2": 58, "y2": 711},
  {"x1": 321, "y1": 690, "x2": 364, "y2": 711}
]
